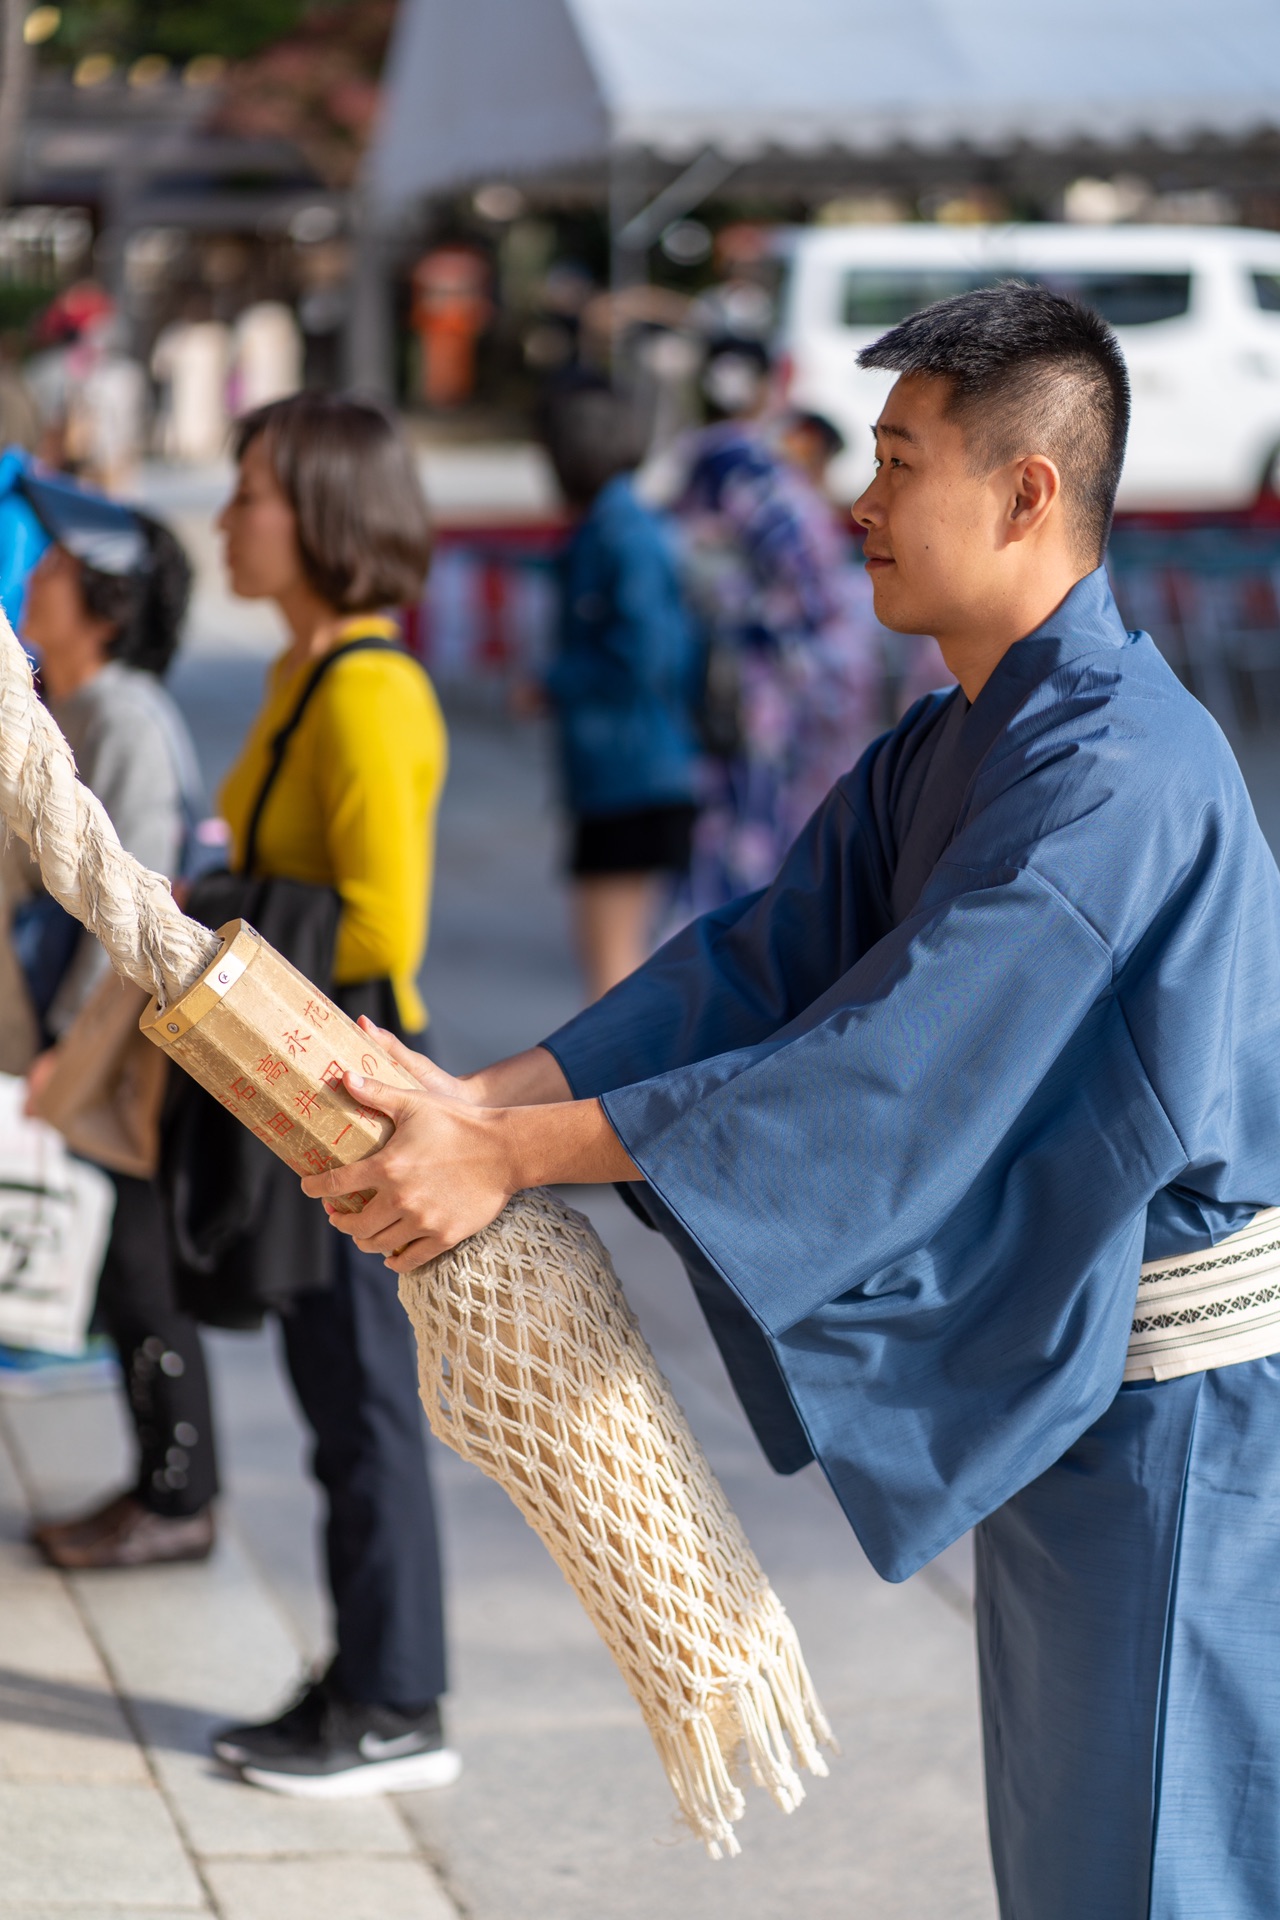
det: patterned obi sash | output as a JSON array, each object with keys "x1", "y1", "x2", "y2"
[{"x1": 1125, "y1": 1208, "x2": 1280, "y2": 1384}]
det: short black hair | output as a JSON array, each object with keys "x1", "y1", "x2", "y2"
[
  {"x1": 543, "y1": 384, "x2": 647, "y2": 508},
  {"x1": 79, "y1": 514, "x2": 192, "y2": 677},
  {"x1": 232, "y1": 392, "x2": 433, "y2": 612},
  {"x1": 857, "y1": 282, "x2": 1131, "y2": 559}
]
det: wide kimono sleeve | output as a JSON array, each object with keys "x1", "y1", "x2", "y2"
[
  {"x1": 555, "y1": 674, "x2": 1208, "y2": 1580},
  {"x1": 546, "y1": 717, "x2": 924, "y2": 1097}
]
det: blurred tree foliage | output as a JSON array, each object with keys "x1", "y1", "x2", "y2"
[
  {"x1": 209, "y1": 2, "x2": 396, "y2": 187},
  {"x1": 40, "y1": 2, "x2": 396, "y2": 187},
  {"x1": 42, "y1": 1, "x2": 314, "y2": 64}
]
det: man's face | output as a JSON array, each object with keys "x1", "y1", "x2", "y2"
[{"x1": 851, "y1": 372, "x2": 1012, "y2": 637}]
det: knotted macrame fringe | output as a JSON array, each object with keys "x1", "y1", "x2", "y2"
[
  {"x1": 0, "y1": 602, "x2": 834, "y2": 1855},
  {"x1": 402, "y1": 1190, "x2": 835, "y2": 1856}
]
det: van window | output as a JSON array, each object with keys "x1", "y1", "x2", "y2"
[
  {"x1": 1040, "y1": 273, "x2": 1191, "y2": 326},
  {"x1": 1252, "y1": 272, "x2": 1280, "y2": 313},
  {"x1": 841, "y1": 267, "x2": 1191, "y2": 330},
  {"x1": 842, "y1": 271, "x2": 1002, "y2": 328}
]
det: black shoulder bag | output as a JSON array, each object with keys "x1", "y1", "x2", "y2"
[{"x1": 162, "y1": 636, "x2": 409, "y2": 1327}]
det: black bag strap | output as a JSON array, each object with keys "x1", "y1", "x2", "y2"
[{"x1": 241, "y1": 636, "x2": 403, "y2": 877}]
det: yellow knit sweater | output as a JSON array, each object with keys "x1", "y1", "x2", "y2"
[{"x1": 218, "y1": 618, "x2": 448, "y2": 1033}]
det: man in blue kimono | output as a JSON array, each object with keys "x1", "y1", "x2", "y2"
[{"x1": 306, "y1": 285, "x2": 1280, "y2": 1919}]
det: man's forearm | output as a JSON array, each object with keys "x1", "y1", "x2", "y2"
[
  {"x1": 464, "y1": 1044, "x2": 573, "y2": 1109},
  {"x1": 498, "y1": 1095, "x2": 640, "y2": 1190}
]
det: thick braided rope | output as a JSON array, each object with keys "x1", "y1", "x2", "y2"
[
  {"x1": 0, "y1": 609, "x2": 217, "y2": 1005},
  {"x1": 402, "y1": 1191, "x2": 835, "y2": 1857}
]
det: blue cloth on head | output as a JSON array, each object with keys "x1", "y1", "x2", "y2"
[
  {"x1": 0, "y1": 448, "x2": 51, "y2": 629},
  {"x1": 545, "y1": 474, "x2": 701, "y2": 817}
]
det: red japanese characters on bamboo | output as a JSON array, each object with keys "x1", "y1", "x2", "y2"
[{"x1": 139, "y1": 919, "x2": 417, "y2": 1214}]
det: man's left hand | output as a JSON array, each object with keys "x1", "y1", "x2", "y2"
[
  {"x1": 300, "y1": 1044, "x2": 640, "y2": 1272},
  {"x1": 300, "y1": 1063, "x2": 516, "y2": 1272}
]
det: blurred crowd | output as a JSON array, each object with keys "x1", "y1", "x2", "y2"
[
  {"x1": 3, "y1": 277, "x2": 304, "y2": 491},
  {"x1": 537, "y1": 333, "x2": 948, "y2": 998}
]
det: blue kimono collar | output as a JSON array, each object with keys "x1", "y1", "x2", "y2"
[
  {"x1": 946, "y1": 564, "x2": 1132, "y2": 749},
  {"x1": 901, "y1": 567, "x2": 1135, "y2": 876},
  {"x1": 973, "y1": 565, "x2": 1130, "y2": 705}
]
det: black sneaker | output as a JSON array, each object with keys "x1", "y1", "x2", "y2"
[{"x1": 212, "y1": 1669, "x2": 461, "y2": 1799}]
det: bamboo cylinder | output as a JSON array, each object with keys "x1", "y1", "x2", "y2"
[{"x1": 139, "y1": 917, "x2": 417, "y2": 1213}]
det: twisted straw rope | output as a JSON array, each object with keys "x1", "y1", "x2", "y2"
[
  {"x1": 0, "y1": 610, "x2": 217, "y2": 1005},
  {"x1": 0, "y1": 600, "x2": 834, "y2": 1854}
]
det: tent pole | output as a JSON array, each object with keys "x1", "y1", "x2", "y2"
[
  {"x1": 608, "y1": 146, "x2": 643, "y2": 390},
  {"x1": 609, "y1": 145, "x2": 648, "y2": 306},
  {"x1": 344, "y1": 189, "x2": 396, "y2": 401},
  {"x1": 615, "y1": 150, "x2": 738, "y2": 253}
]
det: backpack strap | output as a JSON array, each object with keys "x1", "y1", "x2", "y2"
[{"x1": 241, "y1": 637, "x2": 402, "y2": 878}]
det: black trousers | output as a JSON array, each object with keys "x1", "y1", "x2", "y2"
[
  {"x1": 95, "y1": 1173, "x2": 220, "y2": 1518},
  {"x1": 278, "y1": 1234, "x2": 447, "y2": 1712}
]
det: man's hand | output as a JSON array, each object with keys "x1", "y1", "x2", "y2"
[{"x1": 300, "y1": 1029, "x2": 639, "y2": 1272}]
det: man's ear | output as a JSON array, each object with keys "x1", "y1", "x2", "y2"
[{"x1": 1005, "y1": 453, "x2": 1062, "y2": 542}]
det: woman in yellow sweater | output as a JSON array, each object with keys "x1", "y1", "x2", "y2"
[{"x1": 204, "y1": 394, "x2": 456, "y2": 1799}]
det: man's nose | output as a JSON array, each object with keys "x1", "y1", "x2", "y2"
[{"x1": 850, "y1": 479, "x2": 883, "y2": 531}]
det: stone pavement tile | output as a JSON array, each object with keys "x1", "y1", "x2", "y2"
[
  {"x1": 401, "y1": 1697, "x2": 995, "y2": 1920},
  {"x1": 0, "y1": 1569, "x2": 145, "y2": 1783},
  {"x1": 0, "y1": 1424, "x2": 145, "y2": 1784},
  {"x1": 206, "y1": 1856, "x2": 459, "y2": 1920},
  {"x1": 0, "y1": 1387, "x2": 132, "y2": 1524},
  {"x1": 70, "y1": 1543, "x2": 308, "y2": 1724},
  {"x1": 69, "y1": 1541, "x2": 413, "y2": 1860},
  {"x1": 0, "y1": 1912, "x2": 208, "y2": 1919},
  {"x1": 201, "y1": 1323, "x2": 328, "y2": 1659},
  {"x1": 0, "y1": 1783, "x2": 205, "y2": 1909},
  {"x1": 6, "y1": 1383, "x2": 411, "y2": 1858},
  {"x1": 149, "y1": 1748, "x2": 415, "y2": 1859}
]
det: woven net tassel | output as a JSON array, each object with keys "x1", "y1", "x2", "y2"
[{"x1": 401, "y1": 1189, "x2": 835, "y2": 1857}]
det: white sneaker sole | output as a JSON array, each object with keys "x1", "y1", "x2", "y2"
[{"x1": 239, "y1": 1746, "x2": 462, "y2": 1799}]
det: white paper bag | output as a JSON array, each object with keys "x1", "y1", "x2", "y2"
[{"x1": 0, "y1": 1074, "x2": 114, "y2": 1355}]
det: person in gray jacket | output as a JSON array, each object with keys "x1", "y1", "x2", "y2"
[{"x1": 16, "y1": 496, "x2": 222, "y2": 1569}]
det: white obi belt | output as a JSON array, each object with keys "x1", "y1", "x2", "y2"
[{"x1": 1126, "y1": 1207, "x2": 1280, "y2": 1384}]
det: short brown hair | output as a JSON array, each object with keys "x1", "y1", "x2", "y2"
[{"x1": 232, "y1": 392, "x2": 432, "y2": 612}]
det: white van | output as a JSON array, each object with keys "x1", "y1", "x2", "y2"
[{"x1": 777, "y1": 224, "x2": 1280, "y2": 512}]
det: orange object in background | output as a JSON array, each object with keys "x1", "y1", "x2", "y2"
[{"x1": 410, "y1": 246, "x2": 492, "y2": 408}]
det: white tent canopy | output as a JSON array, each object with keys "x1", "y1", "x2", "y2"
[{"x1": 371, "y1": 0, "x2": 1280, "y2": 208}]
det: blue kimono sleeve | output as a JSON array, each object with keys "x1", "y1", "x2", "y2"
[
  {"x1": 591, "y1": 857, "x2": 1187, "y2": 1580},
  {"x1": 547, "y1": 755, "x2": 897, "y2": 1097}
]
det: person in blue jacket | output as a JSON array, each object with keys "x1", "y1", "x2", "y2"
[
  {"x1": 542, "y1": 384, "x2": 701, "y2": 1002},
  {"x1": 307, "y1": 286, "x2": 1280, "y2": 1917}
]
